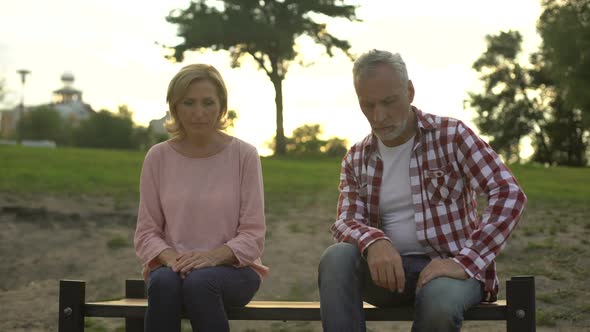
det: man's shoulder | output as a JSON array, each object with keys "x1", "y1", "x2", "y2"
[
  {"x1": 348, "y1": 133, "x2": 373, "y2": 154},
  {"x1": 417, "y1": 109, "x2": 463, "y2": 130}
]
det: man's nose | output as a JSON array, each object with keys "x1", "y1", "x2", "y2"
[{"x1": 373, "y1": 105, "x2": 387, "y2": 123}]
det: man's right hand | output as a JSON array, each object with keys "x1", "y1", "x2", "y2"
[{"x1": 366, "y1": 239, "x2": 405, "y2": 293}]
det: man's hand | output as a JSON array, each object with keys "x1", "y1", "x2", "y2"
[
  {"x1": 366, "y1": 239, "x2": 405, "y2": 293},
  {"x1": 416, "y1": 259, "x2": 468, "y2": 291}
]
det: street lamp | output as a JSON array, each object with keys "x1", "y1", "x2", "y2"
[{"x1": 16, "y1": 69, "x2": 31, "y2": 144}]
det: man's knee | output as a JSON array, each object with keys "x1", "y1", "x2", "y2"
[
  {"x1": 414, "y1": 277, "x2": 481, "y2": 331},
  {"x1": 319, "y1": 242, "x2": 361, "y2": 278}
]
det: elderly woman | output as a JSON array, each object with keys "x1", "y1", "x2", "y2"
[{"x1": 134, "y1": 64, "x2": 267, "y2": 332}]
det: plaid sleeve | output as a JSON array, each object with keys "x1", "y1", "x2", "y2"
[
  {"x1": 451, "y1": 121, "x2": 527, "y2": 277},
  {"x1": 330, "y1": 147, "x2": 388, "y2": 254}
]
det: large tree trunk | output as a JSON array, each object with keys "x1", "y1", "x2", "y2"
[{"x1": 271, "y1": 74, "x2": 286, "y2": 156}]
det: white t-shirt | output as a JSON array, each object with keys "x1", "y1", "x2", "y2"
[{"x1": 377, "y1": 136, "x2": 425, "y2": 255}]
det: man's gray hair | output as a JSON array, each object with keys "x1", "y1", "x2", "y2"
[{"x1": 353, "y1": 49, "x2": 409, "y2": 88}]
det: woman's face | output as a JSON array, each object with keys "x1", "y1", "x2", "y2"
[{"x1": 176, "y1": 79, "x2": 223, "y2": 137}]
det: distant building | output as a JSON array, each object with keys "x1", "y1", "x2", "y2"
[
  {"x1": 149, "y1": 114, "x2": 168, "y2": 135},
  {"x1": 0, "y1": 72, "x2": 94, "y2": 138},
  {"x1": 51, "y1": 72, "x2": 94, "y2": 125}
]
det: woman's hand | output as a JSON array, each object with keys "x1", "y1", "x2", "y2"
[
  {"x1": 156, "y1": 248, "x2": 180, "y2": 267},
  {"x1": 172, "y1": 246, "x2": 237, "y2": 278}
]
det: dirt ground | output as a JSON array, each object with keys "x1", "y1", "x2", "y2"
[{"x1": 0, "y1": 193, "x2": 586, "y2": 332}]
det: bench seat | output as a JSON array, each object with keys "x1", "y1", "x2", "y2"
[
  {"x1": 84, "y1": 298, "x2": 508, "y2": 321},
  {"x1": 58, "y1": 277, "x2": 535, "y2": 331}
]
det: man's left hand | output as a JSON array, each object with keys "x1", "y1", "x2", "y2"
[{"x1": 416, "y1": 259, "x2": 469, "y2": 291}]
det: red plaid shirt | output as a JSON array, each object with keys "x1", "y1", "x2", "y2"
[{"x1": 331, "y1": 107, "x2": 527, "y2": 302}]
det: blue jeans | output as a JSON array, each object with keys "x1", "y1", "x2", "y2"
[
  {"x1": 145, "y1": 265, "x2": 260, "y2": 332},
  {"x1": 318, "y1": 243, "x2": 483, "y2": 332}
]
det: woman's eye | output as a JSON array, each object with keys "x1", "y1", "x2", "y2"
[
  {"x1": 182, "y1": 100, "x2": 194, "y2": 106},
  {"x1": 204, "y1": 100, "x2": 215, "y2": 106}
]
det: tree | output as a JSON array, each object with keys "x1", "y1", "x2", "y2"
[
  {"x1": 0, "y1": 77, "x2": 5, "y2": 103},
  {"x1": 286, "y1": 123, "x2": 324, "y2": 155},
  {"x1": 75, "y1": 106, "x2": 136, "y2": 149},
  {"x1": 537, "y1": 0, "x2": 590, "y2": 128},
  {"x1": 165, "y1": 0, "x2": 358, "y2": 155},
  {"x1": 467, "y1": 31, "x2": 542, "y2": 163},
  {"x1": 273, "y1": 123, "x2": 347, "y2": 157},
  {"x1": 17, "y1": 106, "x2": 72, "y2": 145},
  {"x1": 534, "y1": 0, "x2": 590, "y2": 165},
  {"x1": 323, "y1": 137, "x2": 347, "y2": 157}
]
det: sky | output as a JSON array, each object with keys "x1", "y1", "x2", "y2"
[{"x1": 0, "y1": 0, "x2": 543, "y2": 156}]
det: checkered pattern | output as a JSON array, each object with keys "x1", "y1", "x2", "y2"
[{"x1": 331, "y1": 108, "x2": 527, "y2": 302}]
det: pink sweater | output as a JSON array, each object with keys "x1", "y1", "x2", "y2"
[{"x1": 134, "y1": 138, "x2": 268, "y2": 279}]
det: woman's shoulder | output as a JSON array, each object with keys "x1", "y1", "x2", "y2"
[
  {"x1": 143, "y1": 141, "x2": 171, "y2": 162},
  {"x1": 231, "y1": 137, "x2": 260, "y2": 158}
]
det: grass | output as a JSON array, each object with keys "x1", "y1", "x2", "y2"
[
  {"x1": 106, "y1": 235, "x2": 131, "y2": 249},
  {"x1": 0, "y1": 145, "x2": 144, "y2": 199},
  {"x1": 0, "y1": 145, "x2": 342, "y2": 211},
  {"x1": 2, "y1": 145, "x2": 588, "y2": 209}
]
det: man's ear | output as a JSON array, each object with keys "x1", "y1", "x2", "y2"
[{"x1": 407, "y1": 80, "x2": 415, "y2": 103}]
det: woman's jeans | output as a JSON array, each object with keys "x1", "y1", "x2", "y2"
[
  {"x1": 318, "y1": 243, "x2": 483, "y2": 332},
  {"x1": 145, "y1": 265, "x2": 260, "y2": 332}
]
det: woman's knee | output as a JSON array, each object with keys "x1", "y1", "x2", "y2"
[
  {"x1": 147, "y1": 267, "x2": 182, "y2": 296},
  {"x1": 182, "y1": 268, "x2": 222, "y2": 296}
]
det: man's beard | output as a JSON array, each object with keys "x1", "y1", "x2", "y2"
[{"x1": 373, "y1": 106, "x2": 411, "y2": 142}]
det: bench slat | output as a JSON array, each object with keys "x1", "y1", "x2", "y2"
[{"x1": 84, "y1": 299, "x2": 507, "y2": 321}]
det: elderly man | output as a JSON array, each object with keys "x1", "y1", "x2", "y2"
[{"x1": 318, "y1": 49, "x2": 527, "y2": 332}]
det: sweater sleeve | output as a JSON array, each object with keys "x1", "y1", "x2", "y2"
[
  {"x1": 225, "y1": 145, "x2": 266, "y2": 267},
  {"x1": 134, "y1": 146, "x2": 171, "y2": 270}
]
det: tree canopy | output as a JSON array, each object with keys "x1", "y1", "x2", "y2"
[
  {"x1": 165, "y1": 0, "x2": 358, "y2": 155},
  {"x1": 468, "y1": 1, "x2": 590, "y2": 166}
]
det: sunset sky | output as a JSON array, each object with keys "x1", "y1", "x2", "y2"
[{"x1": 1, "y1": 0, "x2": 542, "y2": 155}]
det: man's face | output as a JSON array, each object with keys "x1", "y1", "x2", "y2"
[{"x1": 354, "y1": 63, "x2": 415, "y2": 145}]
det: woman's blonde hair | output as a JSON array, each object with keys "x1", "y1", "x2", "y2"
[{"x1": 164, "y1": 64, "x2": 228, "y2": 138}]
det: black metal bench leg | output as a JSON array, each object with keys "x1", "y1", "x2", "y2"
[
  {"x1": 125, "y1": 279, "x2": 147, "y2": 332},
  {"x1": 59, "y1": 280, "x2": 85, "y2": 332},
  {"x1": 506, "y1": 276, "x2": 536, "y2": 332}
]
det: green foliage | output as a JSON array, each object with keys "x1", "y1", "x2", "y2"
[
  {"x1": 468, "y1": 27, "x2": 589, "y2": 166},
  {"x1": 165, "y1": 0, "x2": 359, "y2": 155},
  {"x1": 467, "y1": 31, "x2": 540, "y2": 163},
  {"x1": 17, "y1": 105, "x2": 73, "y2": 145},
  {"x1": 14, "y1": 104, "x2": 158, "y2": 151},
  {"x1": 280, "y1": 123, "x2": 347, "y2": 157},
  {"x1": 0, "y1": 77, "x2": 5, "y2": 103},
  {"x1": 538, "y1": 0, "x2": 590, "y2": 128},
  {"x1": 74, "y1": 108, "x2": 136, "y2": 149}
]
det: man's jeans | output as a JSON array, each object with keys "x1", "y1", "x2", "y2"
[
  {"x1": 318, "y1": 243, "x2": 483, "y2": 332},
  {"x1": 145, "y1": 265, "x2": 260, "y2": 332}
]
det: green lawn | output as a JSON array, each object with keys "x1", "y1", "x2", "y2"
[{"x1": 1, "y1": 144, "x2": 588, "y2": 207}]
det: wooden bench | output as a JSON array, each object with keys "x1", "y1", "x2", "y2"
[{"x1": 58, "y1": 276, "x2": 535, "y2": 331}]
